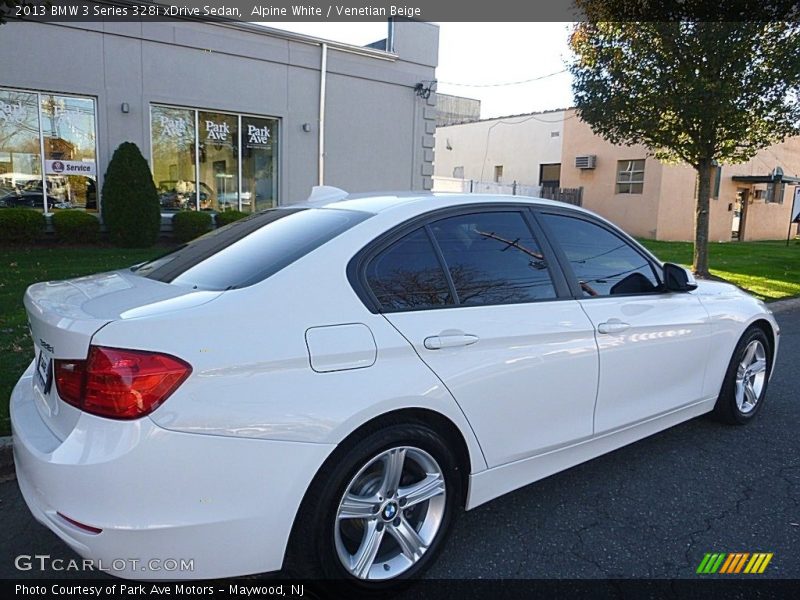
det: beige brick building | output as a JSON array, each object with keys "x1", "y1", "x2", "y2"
[
  {"x1": 560, "y1": 109, "x2": 800, "y2": 241},
  {"x1": 435, "y1": 107, "x2": 800, "y2": 241}
]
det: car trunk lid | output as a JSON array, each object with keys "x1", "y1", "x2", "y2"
[{"x1": 23, "y1": 269, "x2": 220, "y2": 440}]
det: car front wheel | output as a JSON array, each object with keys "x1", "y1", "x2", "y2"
[{"x1": 712, "y1": 326, "x2": 772, "y2": 425}]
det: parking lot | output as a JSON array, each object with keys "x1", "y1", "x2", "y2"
[{"x1": 1, "y1": 303, "x2": 798, "y2": 580}]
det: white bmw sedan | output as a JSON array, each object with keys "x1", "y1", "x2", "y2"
[{"x1": 12, "y1": 192, "x2": 778, "y2": 587}]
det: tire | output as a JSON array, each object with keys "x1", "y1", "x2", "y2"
[
  {"x1": 711, "y1": 326, "x2": 772, "y2": 425},
  {"x1": 285, "y1": 421, "x2": 462, "y2": 593}
]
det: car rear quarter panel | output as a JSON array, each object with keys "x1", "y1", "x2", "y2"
[{"x1": 91, "y1": 230, "x2": 488, "y2": 474}]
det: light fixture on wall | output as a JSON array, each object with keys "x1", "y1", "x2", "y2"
[
  {"x1": 414, "y1": 80, "x2": 436, "y2": 99},
  {"x1": 302, "y1": 123, "x2": 312, "y2": 132},
  {"x1": 121, "y1": 102, "x2": 130, "y2": 114}
]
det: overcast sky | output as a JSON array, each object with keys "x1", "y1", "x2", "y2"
[{"x1": 266, "y1": 22, "x2": 576, "y2": 119}]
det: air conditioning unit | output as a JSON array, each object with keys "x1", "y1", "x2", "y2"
[{"x1": 575, "y1": 155, "x2": 597, "y2": 169}]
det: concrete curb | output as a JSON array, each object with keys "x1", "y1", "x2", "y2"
[{"x1": 0, "y1": 296, "x2": 798, "y2": 484}]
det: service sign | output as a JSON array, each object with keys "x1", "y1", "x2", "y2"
[{"x1": 45, "y1": 159, "x2": 96, "y2": 177}]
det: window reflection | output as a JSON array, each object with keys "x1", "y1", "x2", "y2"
[
  {"x1": 0, "y1": 90, "x2": 42, "y2": 209},
  {"x1": 151, "y1": 105, "x2": 279, "y2": 213},
  {"x1": 0, "y1": 89, "x2": 97, "y2": 213},
  {"x1": 431, "y1": 212, "x2": 556, "y2": 306},
  {"x1": 199, "y1": 111, "x2": 238, "y2": 212},
  {"x1": 41, "y1": 95, "x2": 97, "y2": 211},
  {"x1": 151, "y1": 106, "x2": 197, "y2": 212},
  {"x1": 540, "y1": 214, "x2": 661, "y2": 297},
  {"x1": 242, "y1": 117, "x2": 278, "y2": 212},
  {"x1": 366, "y1": 228, "x2": 454, "y2": 310}
]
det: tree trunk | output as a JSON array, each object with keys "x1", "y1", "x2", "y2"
[{"x1": 693, "y1": 159, "x2": 713, "y2": 278}]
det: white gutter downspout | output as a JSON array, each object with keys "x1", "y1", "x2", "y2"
[{"x1": 318, "y1": 43, "x2": 328, "y2": 186}]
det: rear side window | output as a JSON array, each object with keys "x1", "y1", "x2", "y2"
[
  {"x1": 135, "y1": 208, "x2": 369, "y2": 290},
  {"x1": 365, "y1": 228, "x2": 454, "y2": 311},
  {"x1": 429, "y1": 211, "x2": 556, "y2": 306},
  {"x1": 540, "y1": 213, "x2": 661, "y2": 297}
]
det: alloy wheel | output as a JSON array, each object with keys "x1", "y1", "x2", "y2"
[
  {"x1": 334, "y1": 446, "x2": 446, "y2": 580},
  {"x1": 735, "y1": 339, "x2": 767, "y2": 414}
]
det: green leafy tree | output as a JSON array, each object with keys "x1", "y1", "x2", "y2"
[
  {"x1": 102, "y1": 142, "x2": 161, "y2": 248},
  {"x1": 569, "y1": 6, "x2": 800, "y2": 275}
]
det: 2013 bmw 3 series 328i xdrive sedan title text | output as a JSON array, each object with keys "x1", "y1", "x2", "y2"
[{"x1": 12, "y1": 190, "x2": 779, "y2": 588}]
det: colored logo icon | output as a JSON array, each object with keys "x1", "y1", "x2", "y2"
[{"x1": 697, "y1": 552, "x2": 773, "y2": 574}]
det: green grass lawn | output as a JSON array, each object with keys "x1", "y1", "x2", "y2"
[
  {"x1": 639, "y1": 239, "x2": 800, "y2": 301},
  {"x1": 0, "y1": 246, "x2": 167, "y2": 436}
]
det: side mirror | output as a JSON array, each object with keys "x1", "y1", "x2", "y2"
[{"x1": 663, "y1": 262, "x2": 698, "y2": 292}]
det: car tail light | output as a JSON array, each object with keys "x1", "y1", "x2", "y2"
[
  {"x1": 54, "y1": 347, "x2": 191, "y2": 420},
  {"x1": 54, "y1": 360, "x2": 86, "y2": 407}
]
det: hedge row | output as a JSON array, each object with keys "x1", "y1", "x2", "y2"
[
  {"x1": 52, "y1": 210, "x2": 100, "y2": 244},
  {"x1": 0, "y1": 209, "x2": 46, "y2": 244},
  {"x1": 173, "y1": 211, "x2": 213, "y2": 243}
]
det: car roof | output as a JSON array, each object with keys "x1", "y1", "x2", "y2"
[{"x1": 309, "y1": 192, "x2": 591, "y2": 216}]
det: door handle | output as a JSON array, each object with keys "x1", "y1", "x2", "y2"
[
  {"x1": 424, "y1": 333, "x2": 480, "y2": 350},
  {"x1": 597, "y1": 319, "x2": 631, "y2": 335}
]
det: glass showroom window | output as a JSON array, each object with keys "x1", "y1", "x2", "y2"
[
  {"x1": 151, "y1": 105, "x2": 278, "y2": 212},
  {"x1": 0, "y1": 88, "x2": 97, "y2": 212},
  {"x1": 199, "y1": 111, "x2": 238, "y2": 212},
  {"x1": 151, "y1": 105, "x2": 197, "y2": 212},
  {"x1": 242, "y1": 116, "x2": 278, "y2": 212}
]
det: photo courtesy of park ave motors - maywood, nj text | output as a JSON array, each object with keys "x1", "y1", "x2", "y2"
[{"x1": 1, "y1": 0, "x2": 799, "y2": 597}]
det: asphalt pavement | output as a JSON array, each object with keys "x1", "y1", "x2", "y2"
[{"x1": 2, "y1": 304, "x2": 798, "y2": 580}]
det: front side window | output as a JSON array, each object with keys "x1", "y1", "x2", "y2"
[
  {"x1": 616, "y1": 159, "x2": 645, "y2": 194},
  {"x1": 366, "y1": 228, "x2": 454, "y2": 311},
  {"x1": 540, "y1": 213, "x2": 661, "y2": 297},
  {"x1": 430, "y1": 212, "x2": 556, "y2": 306}
]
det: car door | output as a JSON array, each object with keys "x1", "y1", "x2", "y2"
[
  {"x1": 535, "y1": 209, "x2": 712, "y2": 434},
  {"x1": 358, "y1": 207, "x2": 599, "y2": 468}
]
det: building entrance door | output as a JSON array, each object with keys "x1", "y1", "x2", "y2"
[{"x1": 732, "y1": 188, "x2": 750, "y2": 240}]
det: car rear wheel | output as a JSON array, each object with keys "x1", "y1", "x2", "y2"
[
  {"x1": 286, "y1": 422, "x2": 462, "y2": 591},
  {"x1": 712, "y1": 326, "x2": 772, "y2": 425}
]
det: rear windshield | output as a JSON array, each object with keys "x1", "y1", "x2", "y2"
[{"x1": 134, "y1": 207, "x2": 370, "y2": 290}]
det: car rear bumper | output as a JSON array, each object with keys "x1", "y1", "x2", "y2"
[{"x1": 11, "y1": 361, "x2": 334, "y2": 579}]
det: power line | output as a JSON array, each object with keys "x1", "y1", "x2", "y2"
[
  {"x1": 437, "y1": 69, "x2": 568, "y2": 88},
  {"x1": 478, "y1": 112, "x2": 579, "y2": 181}
]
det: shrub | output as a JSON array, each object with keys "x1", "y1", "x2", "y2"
[
  {"x1": 215, "y1": 210, "x2": 248, "y2": 228},
  {"x1": 102, "y1": 142, "x2": 161, "y2": 248},
  {"x1": 0, "y1": 208, "x2": 46, "y2": 244},
  {"x1": 173, "y1": 211, "x2": 212, "y2": 243},
  {"x1": 52, "y1": 210, "x2": 100, "y2": 244}
]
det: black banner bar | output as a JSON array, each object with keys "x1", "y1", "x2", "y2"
[
  {"x1": 4, "y1": 0, "x2": 800, "y2": 23},
  {"x1": 5, "y1": 579, "x2": 800, "y2": 600}
]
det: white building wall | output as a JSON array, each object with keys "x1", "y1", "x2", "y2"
[{"x1": 434, "y1": 110, "x2": 565, "y2": 186}]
